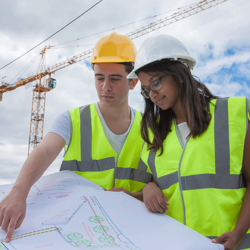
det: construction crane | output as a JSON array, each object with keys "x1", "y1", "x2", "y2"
[{"x1": 0, "y1": 0, "x2": 228, "y2": 155}]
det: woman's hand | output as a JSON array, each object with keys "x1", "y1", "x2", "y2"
[
  {"x1": 107, "y1": 188, "x2": 143, "y2": 201},
  {"x1": 212, "y1": 231, "x2": 242, "y2": 250},
  {"x1": 143, "y1": 182, "x2": 169, "y2": 213}
]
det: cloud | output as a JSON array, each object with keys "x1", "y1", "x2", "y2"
[
  {"x1": 194, "y1": 48, "x2": 250, "y2": 80},
  {"x1": 191, "y1": 42, "x2": 250, "y2": 99},
  {"x1": 0, "y1": 143, "x2": 27, "y2": 184},
  {"x1": 205, "y1": 79, "x2": 250, "y2": 98}
]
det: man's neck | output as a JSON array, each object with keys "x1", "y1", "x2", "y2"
[
  {"x1": 98, "y1": 101, "x2": 130, "y2": 121},
  {"x1": 97, "y1": 101, "x2": 132, "y2": 135}
]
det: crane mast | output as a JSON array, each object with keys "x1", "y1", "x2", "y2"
[
  {"x1": 28, "y1": 47, "x2": 53, "y2": 154},
  {"x1": 0, "y1": 0, "x2": 228, "y2": 155}
]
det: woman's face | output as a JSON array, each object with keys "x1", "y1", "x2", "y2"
[{"x1": 138, "y1": 71, "x2": 181, "y2": 111}]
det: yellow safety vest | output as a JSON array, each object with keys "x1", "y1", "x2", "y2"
[
  {"x1": 141, "y1": 97, "x2": 250, "y2": 250},
  {"x1": 61, "y1": 103, "x2": 152, "y2": 192}
]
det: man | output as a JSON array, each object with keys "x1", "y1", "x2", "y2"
[{"x1": 0, "y1": 32, "x2": 152, "y2": 242}]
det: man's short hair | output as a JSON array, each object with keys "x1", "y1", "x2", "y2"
[{"x1": 119, "y1": 62, "x2": 134, "y2": 74}]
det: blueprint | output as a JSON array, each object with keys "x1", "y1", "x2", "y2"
[
  {"x1": 1, "y1": 170, "x2": 104, "y2": 207},
  {"x1": 0, "y1": 171, "x2": 224, "y2": 250},
  {"x1": 0, "y1": 193, "x2": 140, "y2": 250}
]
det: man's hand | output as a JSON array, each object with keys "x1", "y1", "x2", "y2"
[
  {"x1": 0, "y1": 133, "x2": 65, "y2": 243},
  {"x1": 107, "y1": 187, "x2": 143, "y2": 201},
  {"x1": 212, "y1": 231, "x2": 242, "y2": 250},
  {"x1": 143, "y1": 182, "x2": 169, "y2": 213},
  {"x1": 0, "y1": 188, "x2": 27, "y2": 242}
]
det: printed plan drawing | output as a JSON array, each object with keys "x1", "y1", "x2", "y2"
[
  {"x1": 0, "y1": 171, "x2": 139, "y2": 250},
  {"x1": 0, "y1": 171, "x2": 224, "y2": 250},
  {"x1": 0, "y1": 170, "x2": 104, "y2": 207},
  {"x1": 0, "y1": 195, "x2": 139, "y2": 250}
]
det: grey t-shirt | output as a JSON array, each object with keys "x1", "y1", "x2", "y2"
[{"x1": 48, "y1": 103, "x2": 135, "y2": 154}]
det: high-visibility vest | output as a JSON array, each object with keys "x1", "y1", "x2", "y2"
[
  {"x1": 141, "y1": 97, "x2": 250, "y2": 250},
  {"x1": 60, "y1": 103, "x2": 152, "y2": 192}
]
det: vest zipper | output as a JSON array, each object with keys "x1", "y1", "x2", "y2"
[
  {"x1": 174, "y1": 119, "x2": 190, "y2": 226},
  {"x1": 113, "y1": 154, "x2": 119, "y2": 188}
]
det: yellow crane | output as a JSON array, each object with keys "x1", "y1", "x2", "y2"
[{"x1": 0, "y1": 0, "x2": 228, "y2": 155}]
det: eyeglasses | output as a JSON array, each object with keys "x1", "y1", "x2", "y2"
[{"x1": 141, "y1": 75, "x2": 166, "y2": 99}]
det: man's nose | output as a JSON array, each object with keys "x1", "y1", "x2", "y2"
[{"x1": 102, "y1": 79, "x2": 112, "y2": 91}]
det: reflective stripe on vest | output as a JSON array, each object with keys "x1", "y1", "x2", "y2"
[
  {"x1": 143, "y1": 97, "x2": 250, "y2": 246},
  {"x1": 61, "y1": 104, "x2": 152, "y2": 191}
]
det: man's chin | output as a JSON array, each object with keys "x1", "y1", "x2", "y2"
[{"x1": 99, "y1": 100, "x2": 116, "y2": 107}]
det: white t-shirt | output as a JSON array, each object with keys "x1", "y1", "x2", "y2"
[
  {"x1": 48, "y1": 103, "x2": 135, "y2": 154},
  {"x1": 176, "y1": 122, "x2": 190, "y2": 147}
]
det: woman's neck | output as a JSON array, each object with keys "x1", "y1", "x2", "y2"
[{"x1": 172, "y1": 100, "x2": 186, "y2": 125}]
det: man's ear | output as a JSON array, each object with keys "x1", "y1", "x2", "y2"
[{"x1": 129, "y1": 79, "x2": 138, "y2": 90}]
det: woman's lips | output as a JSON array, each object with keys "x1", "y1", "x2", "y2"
[{"x1": 155, "y1": 96, "x2": 165, "y2": 104}]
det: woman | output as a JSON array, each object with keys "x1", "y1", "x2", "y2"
[{"x1": 127, "y1": 35, "x2": 250, "y2": 250}]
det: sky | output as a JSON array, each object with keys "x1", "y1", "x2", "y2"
[{"x1": 0, "y1": 0, "x2": 250, "y2": 184}]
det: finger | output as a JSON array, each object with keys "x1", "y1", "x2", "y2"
[
  {"x1": 155, "y1": 196, "x2": 168, "y2": 213},
  {"x1": 5, "y1": 217, "x2": 19, "y2": 243},
  {"x1": 144, "y1": 200, "x2": 154, "y2": 212},
  {"x1": 0, "y1": 210, "x2": 4, "y2": 227},
  {"x1": 15, "y1": 213, "x2": 25, "y2": 229},
  {"x1": 145, "y1": 200, "x2": 157, "y2": 213},
  {"x1": 211, "y1": 238, "x2": 220, "y2": 243},
  {"x1": 163, "y1": 194, "x2": 170, "y2": 206},
  {"x1": 1, "y1": 213, "x2": 11, "y2": 232},
  {"x1": 212, "y1": 234, "x2": 227, "y2": 244},
  {"x1": 149, "y1": 198, "x2": 164, "y2": 213},
  {"x1": 157, "y1": 195, "x2": 169, "y2": 212},
  {"x1": 145, "y1": 201, "x2": 153, "y2": 212}
]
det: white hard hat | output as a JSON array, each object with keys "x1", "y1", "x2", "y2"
[{"x1": 127, "y1": 35, "x2": 196, "y2": 79}]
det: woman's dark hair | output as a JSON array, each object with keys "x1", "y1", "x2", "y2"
[{"x1": 136, "y1": 60, "x2": 218, "y2": 155}]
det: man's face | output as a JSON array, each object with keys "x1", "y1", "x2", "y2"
[{"x1": 94, "y1": 63, "x2": 136, "y2": 108}]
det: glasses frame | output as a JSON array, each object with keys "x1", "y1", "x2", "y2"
[{"x1": 141, "y1": 75, "x2": 166, "y2": 99}]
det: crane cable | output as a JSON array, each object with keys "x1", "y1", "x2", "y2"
[
  {"x1": 0, "y1": 0, "x2": 102, "y2": 71},
  {"x1": 9, "y1": 53, "x2": 41, "y2": 83},
  {"x1": 50, "y1": 44, "x2": 94, "y2": 49},
  {"x1": 52, "y1": 0, "x2": 205, "y2": 48}
]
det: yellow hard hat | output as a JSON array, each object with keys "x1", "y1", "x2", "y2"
[{"x1": 91, "y1": 32, "x2": 136, "y2": 65}]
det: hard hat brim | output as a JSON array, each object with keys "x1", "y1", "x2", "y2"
[
  {"x1": 127, "y1": 55, "x2": 196, "y2": 79},
  {"x1": 91, "y1": 56, "x2": 134, "y2": 66},
  {"x1": 127, "y1": 71, "x2": 138, "y2": 79}
]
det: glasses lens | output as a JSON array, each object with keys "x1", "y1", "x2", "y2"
[{"x1": 151, "y1": 78, "x2": 162, "y2": 92}]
